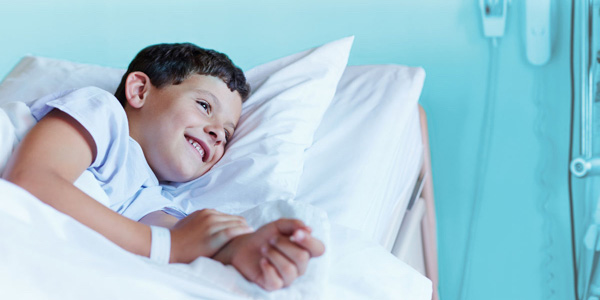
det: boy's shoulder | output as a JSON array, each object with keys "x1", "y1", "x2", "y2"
[
  {"x1": 54, "y1": 86, "x2": 118, "y2": 105},
  {"x1": 30, "y1": 86, "x2": 123, "y2": 121},
  {"x1": 33, "y1": 86, "x2": 115, "y2": 104}
]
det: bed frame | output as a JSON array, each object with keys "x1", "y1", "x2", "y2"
[{"x1": 391, "y1": 104, "x2": 439, "y2": 300}]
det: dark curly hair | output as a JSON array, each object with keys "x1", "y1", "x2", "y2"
[{"x1": 114, "y1": 43, "x2": 250, "y2": 107}]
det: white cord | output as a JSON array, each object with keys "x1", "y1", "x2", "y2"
[{"x1": 458, "y1": 38, "x2": 499, "y2": 300}]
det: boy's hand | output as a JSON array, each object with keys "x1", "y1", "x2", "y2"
[
  {"x1": 169, "y1": 209, "x2": 254, "y2": 263},
  {"x1": 212, "y1": 219, "x2": 325, "y2": 291},
  {"x1": 262, "y1": 228, "x2": 324, "y2": 286}
]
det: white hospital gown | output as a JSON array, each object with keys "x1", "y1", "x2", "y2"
[{"x1": 29, "y1": 86, "x2": 186, "y2": 220}]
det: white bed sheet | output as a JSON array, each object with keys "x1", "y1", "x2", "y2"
[
  {"x1": 0, "y1": 179, "x2": 431, "y2": 300},
  {"x1": 378, "y1": 106, "x2": 424, "y2": 250},
  {"x1": 296, "y1": 65, "x2": 425, "y2": 250}
]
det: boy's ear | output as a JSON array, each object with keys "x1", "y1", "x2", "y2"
[{"x1": 125, "y1": 72, "x2": 151, "y2": 109}]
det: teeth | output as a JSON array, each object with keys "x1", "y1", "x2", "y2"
[{"x1": 187, "y1": 138, "x2": 205, "y2": 159}]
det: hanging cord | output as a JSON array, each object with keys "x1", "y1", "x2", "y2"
[
  {"x1": 569, "y1": 0, "x2": 579, "y2": 298},
  {"x1": 534, "y1": 66, "x2": 558, "y2": 300},
  {"x1": 457, "y1": 38, "x2": 499, "y2": 300}
]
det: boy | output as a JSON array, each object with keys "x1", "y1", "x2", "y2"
[{"x1": 2, "y1": 43, "x2": 324, "y2": 291}]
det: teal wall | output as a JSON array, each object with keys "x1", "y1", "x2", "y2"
[{"x1": 0, "y1": 1, "x2": 575, "y2": 299}]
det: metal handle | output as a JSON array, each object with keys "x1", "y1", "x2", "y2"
[{"x1": 571, "y1": 157, "x2": 600, "y2": 177}]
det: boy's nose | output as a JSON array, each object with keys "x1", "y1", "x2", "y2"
[{"x1": 205, "y1": 125, "x2": 225, "y2": 145}]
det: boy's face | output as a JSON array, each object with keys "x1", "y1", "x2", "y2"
[{"x1": 129, "y1": 74, "x2": 242, "y2": 183}]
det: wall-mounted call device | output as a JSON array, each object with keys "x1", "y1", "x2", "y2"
[
  {"x1": 479, "y1": 0, "x2": 556, "y2": 66},
  {"x1": 523, "y1": 0, "x2": 556, "y2": 66},
  {"x1": 479, "y1": 0, "x2": 509, "y2": 38}
]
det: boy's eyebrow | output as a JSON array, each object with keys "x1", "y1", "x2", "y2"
[
  {"x1": 195, "y1": 89, "x2": 221, "y2": 107},
  {"x1": 195, "y1": 89, "x2": 236, "y2": 130}
]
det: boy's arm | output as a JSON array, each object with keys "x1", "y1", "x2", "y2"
[
  {"x1": 139, "y1": 211, "x2": 179, "y2": 229},
  {"x1": 3, "y1": 109, "x2": 153, "y2": 257},
  {"x1": 140, "y1": 209, "x2": 255, "y2": 263},
  {"x1": 4, "y1": 110, "x2": 253, "y2": 262}
]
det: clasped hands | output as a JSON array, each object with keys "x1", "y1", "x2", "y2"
[{"x1": 168, "y1": 209, "x2": 325, "y2": 291}]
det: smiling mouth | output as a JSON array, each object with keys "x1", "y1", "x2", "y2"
[{"x1": 186, "y1": 137, "x2": 206, "y2": 162}]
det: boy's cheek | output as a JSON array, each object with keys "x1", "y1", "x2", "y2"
[{"x1": 213, "y1": 149, "x2": 226, "y2": 165}]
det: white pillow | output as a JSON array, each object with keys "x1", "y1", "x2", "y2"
[
  {"x1": 295, "y1": 65, "x2": 426, "y2": 248},
  {"x1": 0, "y1": 56, "x2": 124, "y2": 105},
  {"x1": 165, "y1": 37, "x2": 354, "y2": 214}
]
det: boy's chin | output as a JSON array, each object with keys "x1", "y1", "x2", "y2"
[
  {"x1": 157, "y1": 171, "x2": 202, "y2": 184},
  {"x1": 157, "y1": 163, "x2": 214, "y2": 183},
  {"x1": 181, "y1": 168, "x2": 211, "y2": 183}
]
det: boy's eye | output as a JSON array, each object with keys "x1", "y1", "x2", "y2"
[
  {"x1": 197, "y1": 100, "x2": 210, "y2": 113},
  {"x1": 224, "y1": 130, "x2": 231, "y2": 144}
]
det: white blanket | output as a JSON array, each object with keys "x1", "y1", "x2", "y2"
[{"x1": 0, "y1": 103, "x2": 432, "y2": 299}]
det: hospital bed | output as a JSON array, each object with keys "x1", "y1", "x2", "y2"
[{"x1": 0, "y1": 37, "x2": 438, "y2": 299}]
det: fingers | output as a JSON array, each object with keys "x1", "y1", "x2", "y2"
[
  {"x1": 206, "y1": 215, "x2": 253, "y2": 250},
  {"x1": 289, "y1": 229, "x2": 325, "y2": 257},
  {"x1": 261, "y1": 244, "x2": 298, "y2": 287},
  {"x1": 272, "y1": 219, "x2": 311, "y2": 235},
  {"x1": 200, "y1": 209, "x2": 249, "y2": 226},
  {"x1": 269, "y1": 219, "x2": 324, "y2": 257},
  {"x1": 209, "y1": 225, "x2": 254, "y2": 249},
  {"x1": 268, "y1": 236, "x2": 310, "y2": 276},
  {"x1": 208, "y1": 220, "x2": 253, "y2": 236},
  {"x1": 177, "y1": 209, "x2": 254, "y2": 257},
  {"x1": 257, "y1": 257, "x2": 284, "y2": 291}
]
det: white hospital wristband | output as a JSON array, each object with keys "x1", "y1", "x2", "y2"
[{"x1": 149, "y1": 226, "x2": 171, "y2": 264}]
